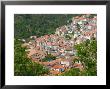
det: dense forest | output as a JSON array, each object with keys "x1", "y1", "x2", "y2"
[{"x1": 14, "y1": 14, "x2": 77, "y2": 39}]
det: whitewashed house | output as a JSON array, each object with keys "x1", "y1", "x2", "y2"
[
  {"x1": 60, "y1": 59, "x2": 72, "y2": 67},
  {"x1": 51, "y1": 65, "x2": 65, "y2": 72}
]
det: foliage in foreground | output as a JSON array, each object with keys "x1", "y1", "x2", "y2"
[
  {"x1": 14, "y1": 39, "x2": 49, "y2": 76},
  {"x1": 61, "y1": 68, "x2": 80, "y2": 76},
  {"x1": 62, "y1": 39, "x2": 97, "y2": 76}
]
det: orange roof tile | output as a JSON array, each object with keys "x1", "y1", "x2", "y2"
[
  {"x1": 27, "y1": 49, "x2": 37, "y2": 57},
  {"x1": 50, "y1": 70, "x2": 60, "y2": 75},
  {"x1": 52, "y1": 65, "x2": 64, "y2": 69},
  {"x1": 74, "y1": 63, "x2": 82, "y2": 67}
]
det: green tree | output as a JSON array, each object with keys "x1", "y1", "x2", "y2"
[
  {"x1": 74, "y1": 39, "x2": 97, "y2": 76},
  {"x1": 14, "y1": 14, "x2": 74, "y2": 39},
  {"x1": 14, "y1": 39, "x2": 49, "y2": 76},
  {"x1": 61, "y1": 39, "x2": 97, "y2": 76},
  {"x1": 61, "y1": 68, "x2": 80, "y2": 76},
  {"x1": 42, "y1": 54, "x2": 56, "y2": 62},
  {"x1": 65, "y1": 34, "x2": 72, "y2": 40}
]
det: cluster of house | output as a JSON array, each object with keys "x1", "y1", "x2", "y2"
[
  {"x1": 22, "y1": 14, "x2": 97, "y2": 75},
  {"x1": 55, "y1": 14, "x2": 97, "y2": 44},
  {"x1": 39, "y1": 56, "x2": 82, "y2": 75}
]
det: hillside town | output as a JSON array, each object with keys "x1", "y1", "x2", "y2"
[{"x1": 21, "y1": 14, "x2": 97, "y2": 75}]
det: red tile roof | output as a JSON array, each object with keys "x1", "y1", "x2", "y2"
[
  {"x1": 50, "y1": 70, "x2": 60, "y2": 75},
  {"x1": 27, "y1": 49, "x2": 37, "y2": 57},
  {"x1": 52, "y1": 65, "x2": 64, "y2": 69}
]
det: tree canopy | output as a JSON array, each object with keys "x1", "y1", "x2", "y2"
[{"x1": 14, "y1": 14, "x2": 75, "y2": 39}]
